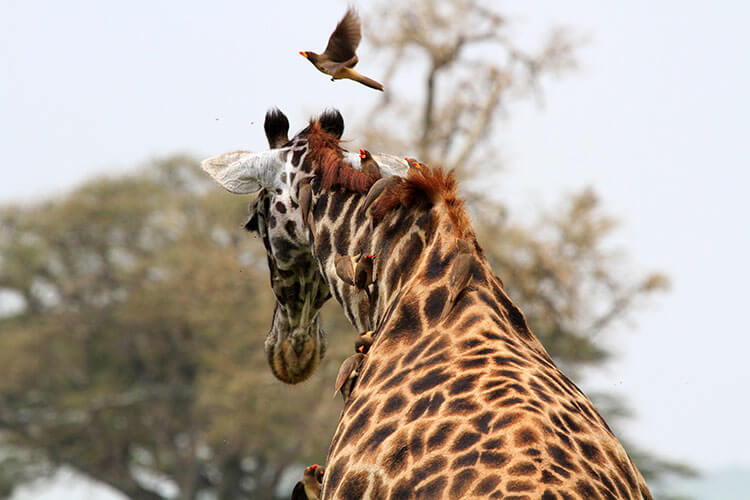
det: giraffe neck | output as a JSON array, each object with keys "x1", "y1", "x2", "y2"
[{"x1": 305, "y1": 177, "x2": 546, "y2": 358}]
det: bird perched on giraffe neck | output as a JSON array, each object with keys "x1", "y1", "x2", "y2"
[
  {"x1": 359, "y1": 149, "x2": 382, "y2": 177},
  {"x1": 291, "y1": 464, "x2": 324, "y2": 500},
  {"x1": 299, "y1": 7, "x2": 384, "y2": 91}
]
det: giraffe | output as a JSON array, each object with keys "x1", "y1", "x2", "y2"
[{"x1": 202, "y1": 108, "x2": 653, "y2": 499}]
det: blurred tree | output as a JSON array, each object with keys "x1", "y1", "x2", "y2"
[
  {"x1": 0, "y1": 158, "x2": 350, "y2": 499},
  {"x1": 0, "y1": 2, "x2": 695, "y2": 499}
]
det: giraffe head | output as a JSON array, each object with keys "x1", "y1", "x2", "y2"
[{"x1": 202, "y1": 108, "x2": 406, "y2": 383}]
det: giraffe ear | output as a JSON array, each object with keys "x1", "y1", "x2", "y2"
[{"x1": 201, "y1": 150, "x2": 284, "y2": 194}]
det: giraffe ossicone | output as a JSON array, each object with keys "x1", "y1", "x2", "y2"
[{"x1": 203, "y1": 108, "x2": 653, "y2": 499}]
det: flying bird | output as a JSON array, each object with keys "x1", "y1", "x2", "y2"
[
  {"x1": 359, "y1": 149, "x2": 381, "y2": 177},
  {"x1": 300, "y1": 8, "x2": 384, "y2": 91},
  {"x1": 291, "y1": 464, "x2": 324, "y2": 500}
]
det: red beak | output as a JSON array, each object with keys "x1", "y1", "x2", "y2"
[{"x1": 299, "y1": 51, "x2": 308, "y2": 58}]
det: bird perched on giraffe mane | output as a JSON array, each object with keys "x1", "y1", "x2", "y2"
[
  {"x1": 299, "y1": 7, "x2": 384, "y2": 91},
  {"x1": 405, "y1": 157, "x2": 426, "y2": 174},
  {"x1": 359, "y1": 149, "x2": 381, "y2": 177},
  {"x1": 291, "y1": 464, "x2": 324, "y2": 500}
]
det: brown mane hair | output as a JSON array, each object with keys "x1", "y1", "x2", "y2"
[
  {"x1": 305, "y1": 118, "x2": 475, "y2": 242},
  {"x1": 306, "y1": 121, "x2": 378, "y2": 193},
  {"x1": 371, "y1": 167, "x2": 474, "y2": 240}
]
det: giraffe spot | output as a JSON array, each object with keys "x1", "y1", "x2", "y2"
[
  {"x1": 550, "y1": 464, "x2": 571, "y2": 478},
  {"x1": 363, "y1": 423, "x2": 397, "y2": 452},
  {"x1": 472, "y1": 474, "x2": 501, "y2": 495},
  {"x1": 575, "y1": 480, "x2": 600, "y2": 499},
  {"x1": 399, "y1": 231, "x2": 424, "y2": 274},
  {"x1": 448, "y1": 468, "x2": 477, "y2": 497},
  {"x1": 426, "y1": 422, "x2": 454, "y2": 448},
  {"x1": 424, "y1": 286, "x2": 448, "y2": 324},
  {"x1": 409, "y1": 425, "x2": 426, "y2": 461},
  {"x1": 471, "y1": 347, "x2": 495, "y2": 356},
  {"x1": 548, "y1": 444, "x2": 578, "y2": 472},
  {"x1": 268, "y1": 215, "x2": 277, "y2": 229},
  {"x1": 289, "y1": 172, "x2": 296, "y2": 183},
  {"x1": 495, "y1": 369, "x2": 521, "y2": 381},
  {"x1": 426, "y1": 391, "x2": 445, "y2": 415},
  {"x1": 499, "y1": 397, "x2": 524, "y2": 408},
  {"x1": 333, "y1": 222, "x2": 351, "y2": 258},
  {"x1": 471, "y1": 412, "x2": 493, "y2": 434},
  {"x1": 390, "y1": 478, "x2": 416, "y2": 500},
  {"x1": 448, "y1": 293, "x2": 474, "y2": 319},
  {"x1": 410, "y1": 368, "x2": 451, "y2": 394},
  {"x1": 482, "y1": 330, "x2": 503, "y2": 340},
  {"x1": 560, "y1": 492, "x2": 576, "y2": 500},
  {"x1": 530, "y1": 380, "x2": 554, "y2": 403},
  {"x1": 514, "y1": 427, "x2": 539, "y2": 446},
  {"x1": 382, "y1": 369, "x2": 410, "y2": 390},
  {"x1": 325, "y1": 456, "x2": 348, "y2": 493},
  {"x1": 447, "y1": 397, "x2": 479, "y2": 414},
  {"x1": 451, "y1": 431, "x2": 481, "y2": 452},
  {"x1": 383, "y1": 438, "x2": 409, "y2": 475},
  {"x1": 407, "y1": 396, "x2": 431, "y2": 422},
  {"x1": 424, "y1": 247, "x2": 448, "y2": 283},
  {"x1": 479, "y1": 450, "x2": 509, "y2": 468},
  {"x1": 291, "y1": 148, "x2": 304, "y2": 166},
  {"x1": 493, "y1": 355, "x2": 527, "y2": 367},
  {"x1": 452, "y1": 450, "x2": 478, "y2": 468},
  {"x1": 541, "y1": 469, "x2": 563, "y2": 484},
  {"x1": 339, "y1": 405, "x2": 373, "y2": 447},
  {"x1": 315, "y1": 227, "x2": 332, "y2": 264},
  {"x1": 506, "y1": 480, "x2": 535, "y2": 492},
  {"x1": 555, "y1": 430, "x2": 574, "y2": 450},
  {"x1": 339, "y1": 470, "x2": 369, "y2": 499},
  {"x1": 492, "y1": 412, "x2": 522, "y2": 430},
  {"x1": 485, "y1": 386, "x2": 510, "y2": 402},
  {"x1": 459, "y1": 357, "x2": 487, "y2": 369},
  {"x1": 274, "y1": 201, "x2": 287, "y2": 213},
  {"x1": 402, "y1": 337, "x2": 432, "y2": 365},
  {"x1": 482, "y1": 437, "x2": 504, "y2": 450},
  {"x1": 461, "y1": 338, "x2": 482, "y2": 349},
  {"x1": 313, "y1": 192, "x2": 328, "y2": 219},
  {"x1": 415, "y1": 476, "x2": 447, "y2": 499},
  {"x1": 388, "y1": 301, "x2": 422, "y2": 346},
  {"x1": 284, "y1": 220, "x2": 296, "y2": 237},
  {"x1": 525, "y1": 448, "x2": 541, "y2": 457},
  {"x1": 412, "y1": 455, "x2": 447, "y2": 485},
  {"x1": 563, "y1": 413, "x2": 583, "y2": 433},
  {"x1": 460, "y1": 314, "x2": 482, "y2": 329},
  {"x1": 381, "y1": 394, "x2": 406, "y2": 416},
  {"x1": 423, "y1": 336, "x2": 450, "y2": 357},
  {"x1": 509, "y1": 461, "x2": 537, "y2": 475},
  {"x1": 415, "y1": 210, "x2": 432, "y2": 229}
]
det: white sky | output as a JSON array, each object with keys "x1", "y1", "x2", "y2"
[{"x1": 3, "y1": 0, "x2": 749, "y2": 485}]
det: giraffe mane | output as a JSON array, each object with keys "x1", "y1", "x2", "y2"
[
  {"x1": 371, "y1": 166, "x2": 475, "y2": 241},
  {"x1": 306, "y1": 121, "x2": 379, "y2": 193},
  {"x1": 306, "y1": 116, "x2": 474, "y2": 241}
]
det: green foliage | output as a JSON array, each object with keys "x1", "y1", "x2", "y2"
[{"x1": 0, "y1": 158, "x2": 348, "y2": 499}]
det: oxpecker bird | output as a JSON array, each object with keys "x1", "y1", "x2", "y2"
[
  {"x1": 359, "y1": 149, "x2": 382, "y2": 177},
  {"x1": 299, "y1": 8, "x2": 384, "y2": 91}
]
